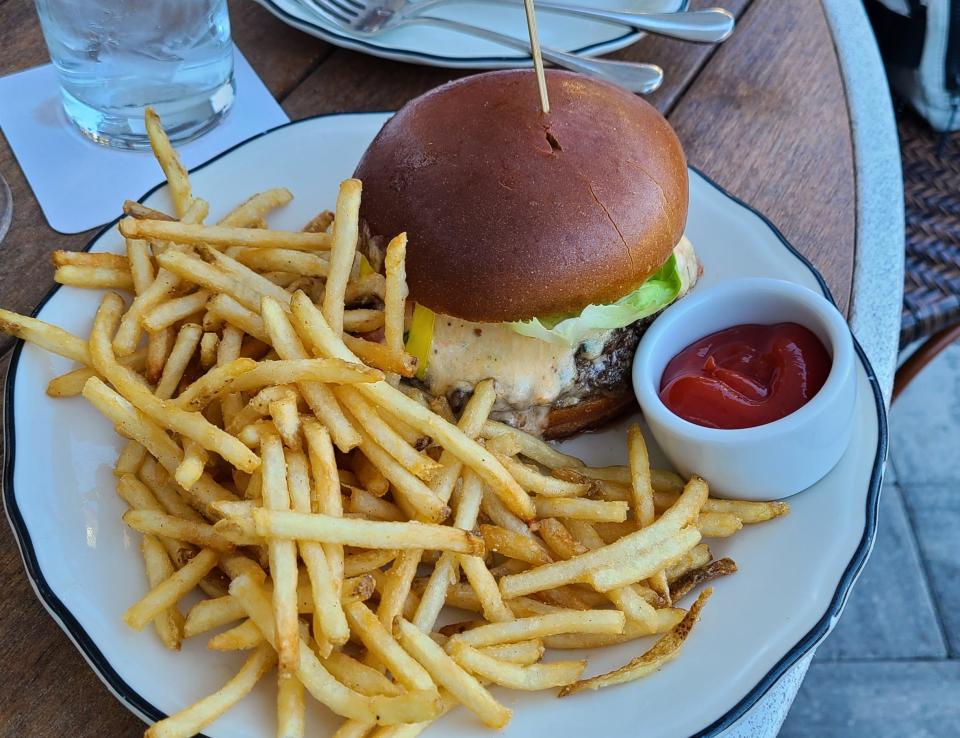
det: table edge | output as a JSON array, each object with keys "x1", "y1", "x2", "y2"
[{"x1": 823, "y1": 0, "x2": 905, "y2": 410}]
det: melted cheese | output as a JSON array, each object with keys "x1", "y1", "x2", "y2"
[{"x1": 424, "y1": 319, "x2": 592, "y2": 408}]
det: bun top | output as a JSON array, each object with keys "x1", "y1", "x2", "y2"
[{"x1": 354, "y1": 70, "x2": 688, "y2": 323}]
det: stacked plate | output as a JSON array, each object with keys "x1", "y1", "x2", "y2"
[{"x1": 253, "y1": 0, "x2": 685, "y2": 68}]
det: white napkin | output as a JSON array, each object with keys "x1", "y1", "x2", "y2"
[{"x1": 0, "y1": 47, "x2": 290, "y2": 234}]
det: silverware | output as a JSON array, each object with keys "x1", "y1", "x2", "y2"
[
  {"x1": 483, "y1": 3, "x2": 734, "y2": 43},
  {"x1": 300, "y1": 0, "x2": 665, "y2": 93},
  {"x1": 350, "y1": 0, "x2": 734, "y2": 44}
]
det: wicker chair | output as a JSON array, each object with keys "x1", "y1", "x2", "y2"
[{"x1": 892, "y1": 108, "x2": 960, "y2": 400}]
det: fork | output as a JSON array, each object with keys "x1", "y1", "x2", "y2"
[{"x1": 301, "y1": 0, "x2": 665, "y2": 93}]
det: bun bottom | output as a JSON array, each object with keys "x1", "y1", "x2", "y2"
[{"x1": 542, "y1": 391, "x2": 639, "y2": 440}]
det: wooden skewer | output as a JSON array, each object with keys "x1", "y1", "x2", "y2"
[{"x1": 521, "y1": 0, "x2": 550, "y2": 114}]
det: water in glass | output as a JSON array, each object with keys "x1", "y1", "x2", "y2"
[{"x1": 35, "y1": 0, "x2": 235, "y2": 149}]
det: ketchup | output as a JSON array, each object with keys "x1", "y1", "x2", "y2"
[{"x1": 658, "y1": 323, "x2": 831, "y2": 429}]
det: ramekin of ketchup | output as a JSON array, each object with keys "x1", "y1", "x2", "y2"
[
  {"x1": 659, "y1": 323, "x2": 832, "y2": 430},
  {"x1": 632, "y1": 278, "x2": 857, "y2": 500}
]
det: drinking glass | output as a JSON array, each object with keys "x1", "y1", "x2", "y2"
[{"x1": 34, "y1": 0, "x2": 236, "y2": 150}]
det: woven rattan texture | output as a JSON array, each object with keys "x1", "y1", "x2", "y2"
[{"x1": 901, "y1": 109, "x2": 960, "y2": 346}]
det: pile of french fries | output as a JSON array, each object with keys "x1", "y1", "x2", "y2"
[{"x1": 0, "y1": 109, "x2": 789, "y2": 738}]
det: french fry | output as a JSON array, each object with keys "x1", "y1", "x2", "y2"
[
  {"x1": 302, "y1": 209, "x2": 334, "y2": 233},
  {"x1": 498, "y1": 477, "x2": 708, "y2": 599},
  {"x1": 450, "y1": 642, "x2": 585, "y2": 690},
  {"x1": 0, "y1": 308, "x2": 90, "y2": 364},
  {"x1": 140, "y1": 534, "x2": 184, "y2": 651},
  {"x1": 348, "y1": 488, "x2": 404, "y2": 521},
  {"x1": 124, "y1": 548, "x2": 219, "y2": 630},
  {"x1": 173, "y1": 358, "x2": 257, "y2": 410},
  {"x1": 430, "y1": 379, "x2": 497, "y2": 504},
  {"x1": 480, "y1": 525, "x2": 552, "y2": 566},
  {"x1": 533, "y1": 497, "x2": 629, "y2": 522},
  {"x1": 323, "y1": 179, "x2": 362, "y2": 336},
  {"x1": 54, "y1": 265, "x2": 134, "y2": 291},
  {"x1": 200, "y1": 331, "x2": 219, "y2": 368},
  {"x1": 698, "y1": 511, "x2": 743, "y2": 538},
  {"x1": 287, "y1": 448, "x2": 349, "y2": 647},
  {"x1": 251, "y1": 509, "x2": 483, "y2": 555},
  {"x1": 89, "y1": 294, "x2": 261, "y2": 473},
  {"x1": 321, "y1": 651, "x2": 402, "y2": 696},
  {"x1": 115, "y1": 440, "x2": 148, "y2": 476},
  {"x1": 481, "y1": 420, "x2": 584, "y2": 470},
  {"x1": 394, "y1": 618, "x2": 511, "y2": 729},
  {"x1": 46, "y1": 346, "x2": 147, "y2": 397},
  {"x1": 343, "y1": 549, "x2": 397, "y2": 577},
  {"x1": 354, "y1": 427, "x2": 448, "y2": 522},
  {"x1": 377, "y1": 549, "x2": 422, "y2": 628},
  {"x1": 302, "y1": 418, "x2": 345, "y2": 586},
  {"x1": 336, "y1": 386, "x2": 441, "y2": 482},
  {"x1": 559, "y1": 589, "x2": 712, "y2": 696},
  {"x1": 218, "y1": 188, "x2": 293, "y2": 227},
  {"x1": 412, "y1": 469, "x2": 486, "y2": 630},
  {"x1": 584, "y1": 527, "x2": 702, "y2": 592},
  {"x1": 628, "y1": 425, "x2": 670, "y2": 603},
  {"x1": 345, "y1": 601, "x2": 434, "y2": 691},
  {"x1": 142, "y1": 289, "x2": 211, "y2": 332},
  {"x1": 145, "y1": 325, "x2": 175, "y2": 385},
  {"x1": 664, "y1": 543, "x2": 713, "y2": 583},
  {"x1": 459, "y1": 554, "x2": 513, "y2": 623},
  {"x1": 277, "y1": 673, "x2": 306, "y2": 738},
  {"x1": 449, "y1": 610, "x2": 626, "y2": 648},
  {"x1": 124, "y1": 200, "x2": 175, "y2": 222},
  {"x1": 271, "y1": 392, "x2": 303, "y2": 450},
  {"x1": 229, "y1": 575, "x2": 442, "y2": 724},
  {"x1": 155, "y1": 323, "x2": 203, "y2": 400},
  {"x1": 52, "y1": 249, "x2": 129, "y2": 270},
  {"x1": 174, "y1": 440, "x2": 208, "y2": 490},
  {"x1": 262, "y1": 297, "x2": 362, "y2": 451},
  {"x1": 343, "y1": 334, "x2": 418, "y2": 377},
  {"x1": 261, "y1": 433, "x2": 300, "y2": 673},
  {"x1": 495, "y1": 453, "x2": 591, "y2": 498},
  {"x1": 121, "y1": 218, "x2": 332, "y2": 251},
  {"x1": 145, "y1": 643, "x2": 276, "y2": 738},
  {"x1": 206, "y1": 293, "x2": 269, "y2": 342},
  {"x1": 207, "y1": 619, "x2": 264, "y2": 651},
  {"x1": 382, "y1": 233, "x2": 407, "y2": 385},
  {"x1": 113, "y1": 269, "x2": 180, "y2": 357},
  {"x1": 184, "y1": 596, "x2": 245, "y2": 638},
  {"x1": 83, "y1": 378, "x2": 239, "y2": 515},
  {"x1": 122, "y1": 510, "x2": 234, "y2": 552},
  {"x1": 145, "y1": 106, "x2": 192, "y2": 217},
  {"x1": 670, "y1": 558, "x2": 737, "y2": 601},
  {"x1": 350, "y1": 451, "x2": 390, "y2": 496},
  {"x1": 234, "y1": 247, "x2": 328, "y2": 277}
]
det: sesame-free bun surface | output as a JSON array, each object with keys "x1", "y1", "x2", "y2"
[{"x1": 354, "y1": 69, "x2": 689, "y2": 323}]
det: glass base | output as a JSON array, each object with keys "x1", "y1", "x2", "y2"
[{"x1": 61, "y1": 76, "x2": 236, "y2": 151}]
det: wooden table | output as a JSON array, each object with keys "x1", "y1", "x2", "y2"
[{"x1": 0, "y1": 0, "x2": 856, "y2": 734}]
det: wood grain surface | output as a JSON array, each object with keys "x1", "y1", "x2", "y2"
[{"x1": 0, "y1": 0, "x2": 855, "y2": 735}]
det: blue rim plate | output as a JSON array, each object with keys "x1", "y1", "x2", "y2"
[
  {"x1": 252, "y1": 0, "x2": 687, "y2": 69},
  {"x1": 2, "y1": 112, "x2": 885, "y2": 737}
]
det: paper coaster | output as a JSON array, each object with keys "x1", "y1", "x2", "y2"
[{"x1": 0, "y1": 47, "x2": 290, "y2": 234}]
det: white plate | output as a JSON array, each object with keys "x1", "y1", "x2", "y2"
[
  {"x1": 253, "y1": 0, "x2": 685, "y2": 68},
  {"x1": 3, "y1": 113, "x2": 885, "y2": 737}
]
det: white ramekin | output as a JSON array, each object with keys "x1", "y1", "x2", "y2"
[{"x1": 632, "y1": 278, "x2": 857, "y2": 500}]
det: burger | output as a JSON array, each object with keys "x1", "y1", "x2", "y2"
[{"x1": 354, "y1": 69, "x2": 700, "y2": 439}]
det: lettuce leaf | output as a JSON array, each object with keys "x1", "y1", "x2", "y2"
[{"x1": 508, "y1": 255, "x2": 682, "y2": 346}]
